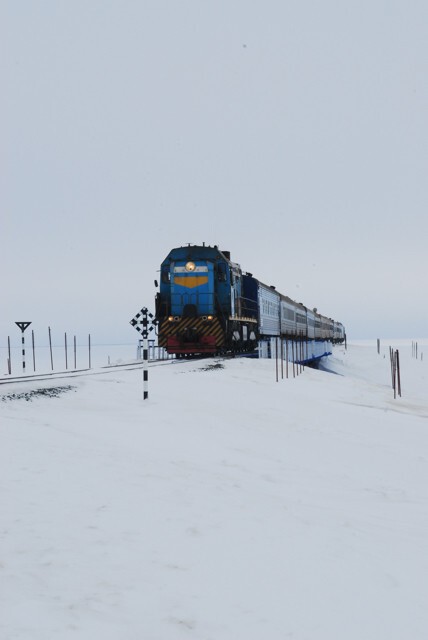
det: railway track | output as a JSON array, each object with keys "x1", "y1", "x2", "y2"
[
  {"x1": 0, "y1": 358, "x2": 178, "y2": 387},
  {"x1": 0, "y1": 351, "x2": 252, "y2": 389}
]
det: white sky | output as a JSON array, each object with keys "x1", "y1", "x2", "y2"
[{"x1": 2, "y1": 1, "x2": 427, "y2": 345}]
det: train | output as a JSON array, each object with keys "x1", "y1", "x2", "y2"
[{"x1": 155, "y1": 244, "x2": 346, "y2": 357}]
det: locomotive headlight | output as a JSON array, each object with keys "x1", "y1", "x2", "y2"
[
  {"x1": 185, "y1": 261, "x2": 196, "y2": 272},
  {"x1": 207, "y1": 315, "x2": 213, "y2": 321},
  {"x1": 168, "y1": 316, "x2": 174, "y2": 322}
]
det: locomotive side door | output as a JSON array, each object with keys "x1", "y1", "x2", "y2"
[{"x1": 230, "y1": 265, "x2": 242, "y2": 318}]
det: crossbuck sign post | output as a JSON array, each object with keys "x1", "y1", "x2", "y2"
[
  {"x1": 15, "y1": 322, "x2": 32, "y2": 373},
  {"x1": 130, "y1": 308, "x2": 156, "y2": 400}
]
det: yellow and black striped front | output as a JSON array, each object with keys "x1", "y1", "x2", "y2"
[{"x1": 159, "y1": 316, "x2": 225, "y2": 350}]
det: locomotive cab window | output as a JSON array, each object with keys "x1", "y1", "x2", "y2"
[
  {"x1": 161, "y1": 268, "x2": 170, "y2": 283},
  {"x1": 217, "y1": 263, "x2": 227, "y2": 282}
]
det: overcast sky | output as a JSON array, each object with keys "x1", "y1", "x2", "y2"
[{"x1": 2, "y1": 1, "x2": 427, "y2": 346}]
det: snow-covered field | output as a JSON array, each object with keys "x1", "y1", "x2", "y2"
[{"x1": 1, "y1": 341, "x2": 428, "y2": 640}]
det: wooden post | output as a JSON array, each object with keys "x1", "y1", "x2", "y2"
[
  {"x1": 7, "y1": 336, "x2": 11, "y2": 374},
  {"x1": 74, "y1": 335, "x2": 77, "y2": 369},
  {"x1": 48, "y1": 326, "x2": 54, "y2": 370},
  {"x1": 88, "y1": 334, "x2": 92, "y2": 369},
  {"x1": 396, "y1": 350, "x2": 401, "y2": 397},
  {"x1": 64, "y1": 333, "x2": 68, "y2": 370},
  {"x1": 32, "y1": 329, "x2": 36, "y2": 372},
  {"x1": 377, "y1": 338, "x2": 380, "y2": 354},
  {"x1": 392, "y1": 351, "x2": 397, "y2": 399}
]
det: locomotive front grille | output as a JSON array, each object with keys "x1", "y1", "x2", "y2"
[{"x1": 158, "y1": 316, "x2": 225, "y2": 347}]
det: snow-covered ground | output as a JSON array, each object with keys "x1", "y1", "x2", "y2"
[
  {"x1": 1, "y1": 342, "x2": 147, "y2": 376},
  {"x1": 1, "y1": 341, "x2": 428, "y2": 639}
]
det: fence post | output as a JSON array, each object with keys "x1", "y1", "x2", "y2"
[
  {"x1": 32, "y1": 329, "x2": 36, "y2": 372},
  {"x1": 7, "y1": 336, "x2": 12, "y2": 374},
  {"x1": 48, "y1": 326, "x2": 54, "y2": 371},
  {"x1": 396, "y1": 350, "x2": 401, "y2": 397}
]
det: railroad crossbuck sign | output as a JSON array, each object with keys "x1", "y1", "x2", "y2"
[
  {"x1": 130, "y1": 308, "x2": 157, "y2": 400},
  {"x1": 130, "y1": 308, "x2": 156, "y2": 339}
]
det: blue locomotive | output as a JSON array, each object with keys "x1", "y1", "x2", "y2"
[{"x1": 155, "y1": 244, "x2": 345, "y2": 357}]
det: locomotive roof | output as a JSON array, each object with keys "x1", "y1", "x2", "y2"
[{"x1": 162, "y1": 244, "x2": 231, "y2": 263}]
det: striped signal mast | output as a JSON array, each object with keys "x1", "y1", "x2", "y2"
[
  {"x1": 130, "y1": 308, "x2": 156, "y2": 400},
  {"x1": 15, "y1": 322, "x2": 32, "y2": 374}
]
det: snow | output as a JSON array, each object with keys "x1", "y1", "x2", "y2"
[{"x1": 1, "y1": 341, "x2": 428, "y2": 639}]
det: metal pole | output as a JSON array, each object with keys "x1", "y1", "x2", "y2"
[
  {"x1": 143, "y1": 309, "x2": 149, "y2": 399},
  {"x1": 281, "y1": 338, "x2": 284, "y2": 379},
  {"x1": 130, "y1": 307, "x2": 155, "y2": 398},
  {"x1": 292, "y1": 340, "x2": 296, "y2": 378},
  {"x1": 275, "y1": 338, "x2": 279, "y2": 382},
  {"x1": 15, "y1": 323, "x2": 32, "y2": 373},
  {"x1": 74, "y1": 335, "x2": 77, "y2": 369},
  {"x1": 88, "y1": 334, "x2": 92, "y2": 369},
  {"x1": 286, "y1": 338, "x2": 289, "y2": 379},
  {"x1": 65, "y1": 332, "x2": 68, "y2": 370},
  {"x1": 21, "y1": 332, "x2": 26, "y2": 373}
]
